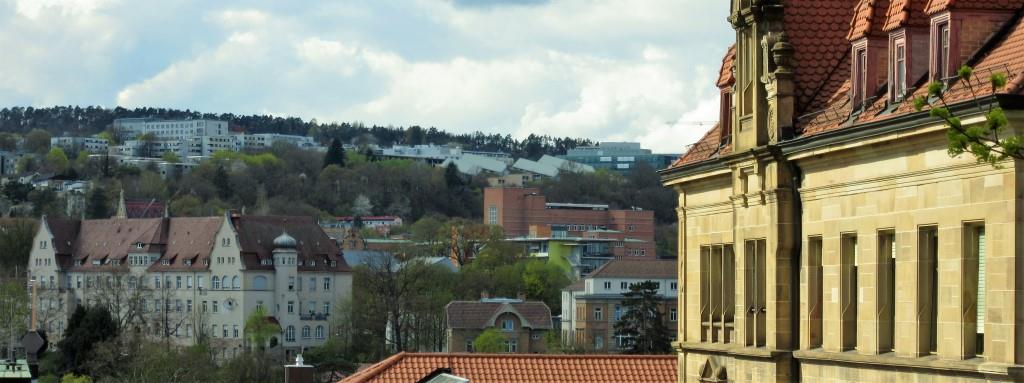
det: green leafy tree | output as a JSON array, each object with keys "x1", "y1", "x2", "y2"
[
  {"x1": 162, "y1": 151, "x2": 181, "y2": 163},
  {"x1": 323, "y1": 138, "x2": 346, "y2": 169},
  {"x1": 244, "y1": 305, "x2": 280, "y2": 350},
  {"x1": 24, "y1": 129, "x2": 51, "y2": 154},
  {"x1": 0, "y1": 133, "x2": 17, "y2": 151},
  {"x1": 0, "y1": 281, "x2": 29, "y2": 354},
  {"x1": 45, "y1": 147, "x2": 70, "y2": 174},
  {"x1": 915, "y1": 65, "x2": 1020, "y2": 166},
  {"x1": 59, "y1": 374, "x2": 92, "y2": 383},
  {"x1": 614, "y1": 280, "x2": 672, "y2": 354},
  {"x1": 0, "y1": 219, "x2": 37, "y2": 271},
  {"x1": 473, "y1": 328, "x2": 505, "y2": 353}
]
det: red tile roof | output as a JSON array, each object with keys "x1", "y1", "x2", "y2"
[
  {"x1": 717, "y1": 45, "x2": 736, "y2": 88},
  {"x1": 670, "y1": 123, "x2": 726, "y2": 167},
  {"x1": 848, "y1": 0, "x2": 892, "y2": 41},
  {"x1": 588, "y1": 259, "x2": 677, "y2": 279},
  {"x1": 883, "y1": 0, "x2": 930, "y2": 31},
  {"x1": 924, "y1": 0, "x2": 1024, "y2": 15},
  {"x1": 338, "y1": 353, "x2": 678, "y2": 383},
  {"x1": 123, "y1": 199, "x2": 165, "y2": 219},
  {"x1": 784, "y1": 0, "x2": 861, "y2": 115},
  {"x1": 232, "y1": 215, "x2": 350, "y2": 272},
  {"x1": 445, "y1": 300, "x2": 553, "y2": 330}
]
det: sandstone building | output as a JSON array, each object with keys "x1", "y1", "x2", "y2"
[
  {"x1": 27, "y1": 213, "x2": 352, "y2": 361},
  {"x1": 661, "y1": 0, "x2": 1024, "y2": 382}
]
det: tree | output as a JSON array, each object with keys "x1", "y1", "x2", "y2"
[
  {"x1": 137, "y1": 133, "x2": 158, "y2": 158},
  {"x1": 243, "y1": 305, "x2": 280, "y2": 350},
  {"x1": 404, "y1": 126, "x2": 425, "y2": 146},
  {"x1": 86, "y1": 186, "x2": 109, "y2": 219},
  {"x1": 0, "y1": 280, "x2": 29, "y2": 356},
  {"x1": 915, "y1": 66, "x2": 1019, "y2": 166},
  {"x1": 351, "y1": 194, "x2": 373, "y2": 217},
  {"x1": 613, "y1": 281, "x2": 672, "y2": 354},
  {"x1": 0, "y1": 219, "x2": 36, "y2": 271},
  {"x1": 45, "y1": 147, "x2": 70, "y2": 174},
  {"x1": 472, "y1": 328, "x2": 505, "y2": 353},
  {"x1": 0, "y1": 133, "x2": 17, "y2": 151},
  {"x1": 25, "y1": 129, "x2": 51, "y2": 154},
  {"x1": 162, "y1": 151, "x2": 181, "y2": 163},
  {"x1": 59, "y1": 305, "x2": 118, "y2": 374},
  {"x1": 323, "y1": 139, "x2": 346, "y2": 169}
]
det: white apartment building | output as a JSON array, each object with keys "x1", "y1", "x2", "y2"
[
  {"x1": 50, "y1": 136, "x2": 109, "y2": 155},
  {"x1": 27, "y1": 213, "x2": 352, "y2": 360},
  {"x1": 113, "y1": 118, "x2": 229, "y2": 141},
  {"x1": 240, "y1": 134, "x2": 320, "y2": 151}
]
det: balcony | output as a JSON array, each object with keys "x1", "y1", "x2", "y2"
[{"x1": 299, "y1": 312, "x2": 329, "y2": 321}]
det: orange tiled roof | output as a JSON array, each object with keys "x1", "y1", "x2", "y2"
[
  {"x1": 848, "y1": 0, "x2": 892, "y2": 41},
  {"x1": 784, "y1": 0, "x2": 860, "y2": 115},
  {"x1": 925, "y1": 0, "x2": 1024, "y2": 15},
  {"x1": 883, "y1": 0, "x2": 930, "y2": 31},
  {"x1": 717, "y1": 45, "x2": 737, "y2": 88},
  {"x1": 670, "y1": 123, "x2": 726, "y2": 167},
  {"x1": 338, "y1": 353, "x2": 678, "y2": 383}
]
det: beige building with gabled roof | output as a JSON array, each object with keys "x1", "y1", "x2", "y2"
[
  {"x1": 662, "y1": 0, "x2": 1024, "y2": 382},
  {"x1": 27, "y1": 213, "x2": 352, "y2": 361}
]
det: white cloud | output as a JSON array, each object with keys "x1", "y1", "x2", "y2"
[{"x1": 2, "y1": 0, "x2": 733, "y2": 154}]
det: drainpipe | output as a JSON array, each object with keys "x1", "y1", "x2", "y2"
[{"x1": 774, "y1": 148, "x2": 803, "y2": 381}]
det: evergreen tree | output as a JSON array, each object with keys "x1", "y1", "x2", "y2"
[
  {"x1": 613, "y1": 280, "x2": 673, "y2": 354},
  {"x1": 59, "y1": 306, "x2": 118, "y2": 374},
  {"x1": 323, "y1": 139, "x2": 346, "y2": 169},
  {"x1": 85, "y1": 185, "x2": 109, "y2": 219}
]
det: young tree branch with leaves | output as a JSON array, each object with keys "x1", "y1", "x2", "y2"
[{"x1": 914, "y1": 65, "x2": 1020, "y2": 166}]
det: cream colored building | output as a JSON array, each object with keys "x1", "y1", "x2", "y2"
[
  {"x1": 661, "y1": 1, "x2": 1024, "y2": 382},
  {"x1": 27, "y1": 213, "x2": 352, "y2": 361}
]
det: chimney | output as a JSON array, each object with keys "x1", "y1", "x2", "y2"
[
  {"x1": 480, "y1": 290, "x2": 489, "y2": 300},
  {"x1": 284, "y1": 354, "x2": 314, "y2": 383}
]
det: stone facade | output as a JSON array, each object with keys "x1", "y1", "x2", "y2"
[{"x1": 661, "y1": 1, "x2": 1024, "y2": 382}]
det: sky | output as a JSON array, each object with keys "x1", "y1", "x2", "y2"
[{"x1": 0, "y1": 0, "x2": 733, "y2": 153}]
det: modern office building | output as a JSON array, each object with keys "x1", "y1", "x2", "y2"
[
  {"x1": 484, "y1": 187, "x2": 655, "y2": 260},
  {"x1": 27, "y1": 213, "x2": 352, "y2": 361},
  {"x1": 111, "y1": 118, "x2": 323, "y2": 159},
  {"x1": 661, "y1": 1, "x2": 1024, "y2": 382},
  {"x1": 560, "y1": 259, "x2": 678, "y2": 353},
  {"x1": 560, "y1": 142, "x2": 678, "y2": 173}
]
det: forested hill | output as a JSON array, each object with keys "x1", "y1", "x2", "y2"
[{"x1": 0, "y1": 106, "x2": 593, "y2": 158}]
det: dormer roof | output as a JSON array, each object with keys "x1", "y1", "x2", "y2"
[
  {"x1": 848, "y1": 0, "x2": 892, "y2": 41},
  {"x1": 717, "y1": 45, "x2": 737, "y2": 89},
  {"x1": 924, "y1": 0, "x2": 1024, "y2": 15},
  {"x1": 883, "y1": 0, "x2": 930, "y2": 31}
]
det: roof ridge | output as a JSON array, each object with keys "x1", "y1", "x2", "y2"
[
  {"x1": 342, "y1": 352, "x2": 408, "y2": 383},
  {"x1": 400, "y1": 352, "x2": 677, "y2": 359}
]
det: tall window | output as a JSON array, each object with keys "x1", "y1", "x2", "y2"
[
  {"x1": 594, "y1": 307, "x2": 603, "y2": 321},
  {"x1": 316, "y1": 325, "x2": 325, "y2": 340},
  {"x1": 841, "y1": 234, "x2": 859, "y2": 351},
  {"x1": 920, "y1": 226, "x2": 939, "y2": 354},
  {"x1": 965, "y1": 223, "x2": 986, "y2": 356},
  {"x1": 503, "y1": 339, "x2": 518, "y2": 353},
  {"x1": 302, "y1": 326, "x2": 311, "y2": 339},
  {"x1": 212, "y1": 276, "x2": 220, "y2": 290},
  {"x1": 894, "y1": 42, "x2": 907, "y2": 99},
  {"x1": 879, "y1": 230, "x2": 896, "y2": 352},
  {"x1": 807, "y1": 237, "x2": 824, "y2": 349},
  {"x1": 285, "y1": 326, "x2": 295, "y2": 342},
  {"x1": 744, "y1": 240, "x2": 765, "y2": 347},
  {"x1": 502, "y1": 319, "x2": 514, "y2": 331},
  {"x1": 323, "y1": 277, "x2": 331, "y2": 291},
  {"x1": 700, "y1": 244, "x2": 735, "y2": 344},
  {"x1": 854, "y1": 48, "x2": 868, "y2": 108},
  {"x1": 488, "y1": 205, "x2": 498, "y2": 225},
  {"x1": 937, "y1": 23, "x2": 950, "y2": 80}
]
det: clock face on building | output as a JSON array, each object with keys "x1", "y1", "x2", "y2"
[{"x1": 225, "y1": 298, "x2": 236, "y2": 311}]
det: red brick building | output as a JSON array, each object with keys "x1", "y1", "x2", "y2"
[{"x1": 483, "y1": 187, "x2": 655, "y2": 258}]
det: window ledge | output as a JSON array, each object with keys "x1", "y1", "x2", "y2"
[
  {"x1": 794, "y1": 349, "x2": 1024, "y2": 378},
  {"x1": 675, "y1": 342, "x2": 786, "y2": 359}
]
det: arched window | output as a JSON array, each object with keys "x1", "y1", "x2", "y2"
[
  {"x1": 212, "y1": 276, "x2": 220, "y2": 290},
  {"x1": 302, "y1": 326, "x2": 311, "y2": 340},
  {"x1": 128, "y1": 277, "x2": 137, "y2": 289},
  {"x1": 315, "y1": 326, "x2": 324, "y2": 340},
  {"x1": 253, "y1": 276, "x2": 268, "y2": 290},
  {"x1": 221, "y1": 275, "x2": 229, "y2": 289},
  {"x1": 232, "y1": 276, "x2": 240, "y2": 289},
  {"x1": 285, "y1": 326, "x2": 295, "y2": 342}
]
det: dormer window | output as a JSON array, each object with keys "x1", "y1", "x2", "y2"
[
  {"x1": 853, "y1": 47, "x2": 868, "y2": 108},
  {"x1": 893, "y1": 41, "x2": 907, "y2": 99},
  {"x1": 933, "y1": 20, "x2": 951, "y2": 81}
]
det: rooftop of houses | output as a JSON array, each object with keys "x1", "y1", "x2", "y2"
[
  {"x1": 44, "y1": 214, "x2": 350, "y2": 273},
  {"x1": 587, "y1": 259, "x2": 678, "y2": 280},
  {"x1": 338, "y1": 352, "x2": 678, "y2": 383},
  {"x1": 445, "y1": 299, "x2": 553, "y2": 330}
]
